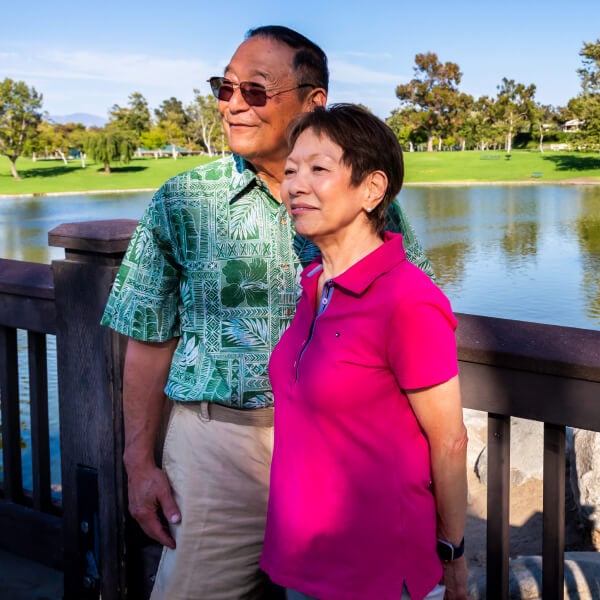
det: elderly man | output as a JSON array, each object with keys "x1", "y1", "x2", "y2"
[{"x1": 102, "y1": 25, "x2": 435, "y2": 600}]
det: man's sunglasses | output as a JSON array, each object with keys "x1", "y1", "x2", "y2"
[{"x1": 208, "y1": 77, "x2": 315, "y2": 107}]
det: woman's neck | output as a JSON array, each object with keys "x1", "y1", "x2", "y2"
[{"x1": 318, "y1": 230, "x2": 383, "y2": 281}]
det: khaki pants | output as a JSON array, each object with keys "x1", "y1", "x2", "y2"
[{"x1": 150, "y1": 402, "x2": 274, "y2": 600}]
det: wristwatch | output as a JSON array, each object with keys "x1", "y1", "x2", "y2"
[{"x1": 436, "y1": 537, "x2": 465, "y2": 562}]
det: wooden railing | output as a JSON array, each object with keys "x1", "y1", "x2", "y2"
[
  {"x1": 0, "y1": 258, "x2": 61, "y2": 569},
  {"x1": 0, "y1": 219, "x2": 599, "y2": 600}
]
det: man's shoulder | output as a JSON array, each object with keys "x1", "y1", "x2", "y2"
[{"x1": 156, "y1": 154, "x2": 251, "y2": 199}]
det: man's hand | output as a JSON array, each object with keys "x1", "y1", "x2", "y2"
[
  {"x1": 122, "y1": 338, "x2": 181, "y2": 548},
  {"x1": 126, "y1": 462, "x2": 181, "y2": 549},
  {"x1": 442, "y1": 556, "x2": 468, "y2": 600}
]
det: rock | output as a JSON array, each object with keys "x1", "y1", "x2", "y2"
[
  {"x1": 474, "y1": 417, "x2": 544, "y2": 486},
  {"x1": 468, "y1": 552, "x2": 600, "y2": 599},
  {"x1": 568, "y1": 428, "x2": 600, "y2": 540}
]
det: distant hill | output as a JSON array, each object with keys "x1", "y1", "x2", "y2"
[{"x1": 49, "y1": 113, "x2": 108, "y2": 128}]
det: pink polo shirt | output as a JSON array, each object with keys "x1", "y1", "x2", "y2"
[{"x1": 261, "y1": 233, "x2": 458, "y2": 600}]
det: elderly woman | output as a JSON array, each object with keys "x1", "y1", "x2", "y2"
[{"x1": 260, "y1": 104, "x2": 468, "y2": 600}]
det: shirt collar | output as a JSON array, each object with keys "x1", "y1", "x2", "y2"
[
  {"x1": 227, "y1": 154, "x2": 272, "y2": 204},
  {"x1": 302, "y1": 232, "x2": 407, "y2": 295}
]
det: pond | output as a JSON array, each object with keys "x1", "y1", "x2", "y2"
[
  {"x1": 2, "y1": 185, "x2": 598, "y2": 329},
  {"x1": 1, "y1": 184, "x2": 600, "y2": 494}
]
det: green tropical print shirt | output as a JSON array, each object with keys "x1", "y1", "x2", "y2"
[{"x1": 101, "y1": 154, "x2": 434, "y2": 408}]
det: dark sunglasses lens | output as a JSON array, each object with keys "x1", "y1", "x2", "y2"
[
  {"x1": 212, "y1": 80, "x2": 234, "y2": 102},
  {"x1": 240, "y1": 83, "x2": 267, "y2": 107}
]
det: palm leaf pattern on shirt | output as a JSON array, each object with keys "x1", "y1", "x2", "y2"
[
  {"x1": 229, "y1": 196, "x2": 261, "y2": 240},
  {"x1": 222, "y1": 317, "x2": 269, "y2": 348}
]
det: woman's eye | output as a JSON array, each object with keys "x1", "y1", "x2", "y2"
[
  {"x1": 284, "y1": 168, "x2": 296, "y2": 176},
  {"x1": 312, "y1": 165, "x2": 327, "y2": 172}
]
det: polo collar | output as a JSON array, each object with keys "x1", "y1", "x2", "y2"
[{"x1": 303, "y1": 233, "x2": 407, "y2": 296}]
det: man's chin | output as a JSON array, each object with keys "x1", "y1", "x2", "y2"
[{"x1": 228, "y1": 141, "x2": 259, "y2": 161}]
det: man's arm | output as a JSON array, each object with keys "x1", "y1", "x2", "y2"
[
  {"x1": 386, "y1": 198, "x2": 435, "y2": 279},
  {"x1": 122, "y1": 337, "x2": 181, "y2": 548}
]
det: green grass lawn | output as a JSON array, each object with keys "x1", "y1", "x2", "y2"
[
  {"x1": 2, "y1": 150, "x2": 600, "y2": 196},
  {"x1": 403, "y1": 149, "x2": 600, "y2": 184},
  {"x1": 0, "y1": 155, "x2": 216, "y2": 195}
]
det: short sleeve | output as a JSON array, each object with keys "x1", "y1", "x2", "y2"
[
  {"x1": 387, "y1": 284, "x2": 458, "y2": 391},
  {"x1": 101, "y1": 188, "x2": 182, "y2": 341}
]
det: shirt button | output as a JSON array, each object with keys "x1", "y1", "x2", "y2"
[
  {"x1": 281, "y1": 263, "x2": 289, "y2": 270},
  {"x1": 281, "y1": 217, "x2": 288, "y2": 226}
]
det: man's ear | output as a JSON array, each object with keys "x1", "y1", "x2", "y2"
[{"x1": 305, "y1": 88, "x2": 327, "y2": 110}]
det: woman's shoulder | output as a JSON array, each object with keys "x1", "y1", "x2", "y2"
[{"x1": 384, "y1": 259, "x2": 452, "y2": 311}]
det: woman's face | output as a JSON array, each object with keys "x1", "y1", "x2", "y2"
[{"x1": 281, "y1": 128, "x2": 372, "y2": 244}]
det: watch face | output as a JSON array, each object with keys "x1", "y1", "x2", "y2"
[
  {"x1": 437, "y1": 539, "x2": 454, "y2": 561},
  {"x1": 436, "y1": 538, "x2": 464, "y2": 562}
]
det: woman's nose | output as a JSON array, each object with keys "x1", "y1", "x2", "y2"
[{"x1": 288, "y1": 170, "x2": 309, "y2": 195}]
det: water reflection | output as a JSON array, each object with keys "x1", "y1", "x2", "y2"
[
  {"x1": 1, "y1": 186, "x2": 599, "y2": 330},
  {"x1": 0, "y1": 191, "x2": 151, "y2": 263},
  {"x1": 576, "y1": 188, "x2": 600, "y2": 322},
  {"x1": 400, "y1": 184, "x2": 600, "y2": 330}
]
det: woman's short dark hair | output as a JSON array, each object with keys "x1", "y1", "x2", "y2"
[
  {"x1": 287, "y1": 103, "x2": 404, "y2": 237},
  {"x1": 246, "y1": 25, "x2": 329, "y2": 92}
]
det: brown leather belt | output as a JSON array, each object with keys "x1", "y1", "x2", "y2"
[{"x1": 176, "y1": 400, "x2": 274, "y2": 427}]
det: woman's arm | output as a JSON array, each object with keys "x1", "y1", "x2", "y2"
[{"x1": 407, "y1": 375, "x2": 468, "y2": 600}]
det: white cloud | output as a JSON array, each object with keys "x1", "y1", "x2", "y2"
[
  {"x1": 1, "y1": 43, "x2": 226, "y2": 116},
  {"x1": 329, "y1": 57, "x2": 405, "y2": 85},
  {"x1": 4, "y1": 46, "x2": 219, "y2": 86}
]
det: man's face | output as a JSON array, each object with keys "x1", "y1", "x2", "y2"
[{"x1": 219, "y1": 36, "x2": 315, "y2": 171}]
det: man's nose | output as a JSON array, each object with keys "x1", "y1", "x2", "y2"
[{"x1": 226, "y1": 86, "x2": 250, "y2": 111}]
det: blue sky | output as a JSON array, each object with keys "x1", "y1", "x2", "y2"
[{"x1": 2, "y1": 0, "x2": 599, "y2": 121}]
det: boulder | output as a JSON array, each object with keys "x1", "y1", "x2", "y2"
[
  {"x1": 473, "y1": 417, "x2": 544, "y2": 486},
  {"x1": 468, "y1": 552, "x2": 600, "y2": 599},
  {"x1": 568, "y1": 428, "x2": 600, "y2": 539}
]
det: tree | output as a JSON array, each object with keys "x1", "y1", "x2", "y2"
[
  {"x1": 140, "y1": 126, "x2": 168, "y2": 154},
  {"x1": 386, "y1": 107, "x2": 427, "y2": 151},
  {"x1": 0, "y1": 78, "x2": 43, "y2": 179},
  {"x1": 108, "y1": 91, "x2": 151, "y2": 145},
  {"x1": 493, "y1": 78, "x2": 536, "y2": 154},
  {"x1": 155, "y1": 97, "x2": 188, "y2": 131},
  {"x1": 31, "y1": 120, "x2": 87, "y2": 164},
  {"x1": 395, "y1": 52, "x2": 463, "y2": 152},
  {"x1": 577, "y1": 39, "x2": 600, "y2": 95},
  {"x1": 186, "y1": 90, "x2": 223, "y2": 156},
  {"x1": 530, "y1": 103, "x2": 555, "y2": 153},
  {"x1": 573, "y1": 39, "x2": 600, "y2": 150},
  {"x1": 84, "y1": 127, "x2": 136, "y2": 173}
]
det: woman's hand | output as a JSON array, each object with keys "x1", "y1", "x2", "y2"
[{"x1": 442, "y1": 556, "x2": 468, "y2": 599}]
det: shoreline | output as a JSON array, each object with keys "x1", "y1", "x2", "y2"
[{"x1": 1, "y1": 178, "x2": 600, "y2": 199}]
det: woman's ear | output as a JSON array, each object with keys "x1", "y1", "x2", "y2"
[{"x1": 363, "y1": 171, "x2": 387, "y2": 212}]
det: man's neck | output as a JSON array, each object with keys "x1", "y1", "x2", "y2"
[{"x1": 251, "y1": 160, "x2": 284, "y2": 203}]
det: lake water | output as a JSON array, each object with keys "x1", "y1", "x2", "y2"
[
  {"x1": 2, "y1": 185, "x2": 599, "y2": 329},
  {"x1": 1, "y1": 184, "x2": 600, "y2": 492}
]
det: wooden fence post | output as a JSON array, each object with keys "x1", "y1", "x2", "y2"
[{"x1": 49, "y1": 219, "x2": 138, "y2": 600}]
